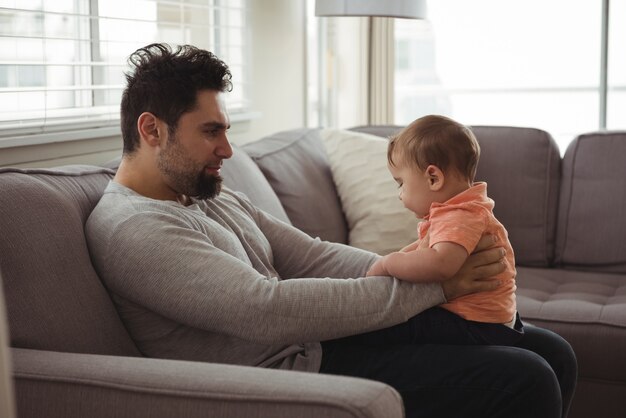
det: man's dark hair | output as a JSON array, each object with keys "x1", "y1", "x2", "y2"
[{"x1": 120, "y1": 43, "x2": 232, "y2": 154}]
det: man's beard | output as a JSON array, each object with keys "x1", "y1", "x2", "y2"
[
  {"x1": 157, "y1": 135, "x2": 223, "y2": 201},
  {"x1": 193, "y1": 170, "x2": 222, "y2": 200}
]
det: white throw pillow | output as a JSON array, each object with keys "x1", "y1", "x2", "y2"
[{"x1": 320, "y1": 128, "x2": 419, "y2": 255}]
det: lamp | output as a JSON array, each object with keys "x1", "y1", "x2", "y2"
[
  {"x1": 315, "y1": 0, "x2": 427, "y2": 20},
  {"x1": 315, "y1": 0, "x2": 427, "y2": 125}
]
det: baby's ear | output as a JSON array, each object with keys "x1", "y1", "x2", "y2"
[{"x1": 426, "y1": 165, "x2": 445, "y2": 191}]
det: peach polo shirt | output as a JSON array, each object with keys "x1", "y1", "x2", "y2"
[{"x1": 419, "y1": 182, "x2": 517, "y2": 324}]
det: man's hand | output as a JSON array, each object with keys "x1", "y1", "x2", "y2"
[{"x1": 441, "y1": 234, "x2": 506, "y2": 301}]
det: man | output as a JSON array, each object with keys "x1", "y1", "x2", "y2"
[{"x1": 86, "y1": 43, "x2": 576, "y2": 417}]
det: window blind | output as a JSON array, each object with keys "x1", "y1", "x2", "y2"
[{"x1": 0, "y1": 0, "x2": 250, "y2": 140}]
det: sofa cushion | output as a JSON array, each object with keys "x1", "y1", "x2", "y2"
[
  {"x1": 471, "y1": 126, "x2": 561, "y2": 267},
  {"x1": 241, "y1": 128, "x2": 348, "y2": 244},
  {"x1": 221, "y1": 145, "x2": 290, "y2": 224},
  {"x1": 321, "y1": 129, "x2": 418, "y2": 255},
  {"x1": 516, "y1": 266, "x2": 626, "y2": 382},
  {"x1": 0, "y1": 166, "x2": 140, "y2": 356},
  {"x1": 555, "y1": 131, "x2": 626, "y2": 273}
]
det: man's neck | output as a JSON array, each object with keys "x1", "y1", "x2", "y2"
[{"x1": 114, "y1": 155, "x2": 180, "y2": 203}]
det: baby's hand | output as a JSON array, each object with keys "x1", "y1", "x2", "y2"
[{"x1": 366, "y1": 258, "x2": 388, "y2": 277}]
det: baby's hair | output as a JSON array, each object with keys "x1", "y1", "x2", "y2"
[{"x1": 387, "y1": 115, "x2": 480, "y2": 182}]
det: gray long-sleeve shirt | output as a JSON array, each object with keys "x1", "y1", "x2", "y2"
[{"x1": 86, "y1": 181, "x2": 446, "y2": 372}]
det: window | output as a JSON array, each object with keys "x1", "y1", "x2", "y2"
[
  {"x1": 0, "y1": 0, "x2": 250, "y2": 143},
  {"x1": 394, "y1": 0, "x2": 625, "y2": 153},
  {"x1": 608, "y1": 0, "x2": 626, "y2": 129}
]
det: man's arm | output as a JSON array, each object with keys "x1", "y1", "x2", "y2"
[
  {"x1": 366, "y1": 234, "x2": 505, "y2": 301},
  {"x1": 250, "y1": 200, "x2": 505, "y2": 302},
  {"x1": 237, "y1": 191, "x2": 378, "y2": 280}
]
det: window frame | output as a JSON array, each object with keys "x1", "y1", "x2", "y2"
[{"x1": 0, "y1": 0, "x2": 253, "y2": 149}]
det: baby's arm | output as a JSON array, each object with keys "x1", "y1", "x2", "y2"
[
  {"x1": 380, "y1": 242, "x2": 469, "y2": 282},
  {"x1": 366, "y1": 236, "x2": 424, "y2": 276},
  {"x1": 400, "y1": 239, "x2": 421, "y2": 253}
]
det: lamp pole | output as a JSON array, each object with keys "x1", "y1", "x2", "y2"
[{"x1": 599, "y1": 0, "x2": 609, "y2": 130}]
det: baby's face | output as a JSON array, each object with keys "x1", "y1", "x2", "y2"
[{"x1": 388, "y1": 161, "x2": 435, "y2": 218}]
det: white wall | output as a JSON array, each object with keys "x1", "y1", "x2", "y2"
[
  {"x1": 231, "y1": 0, "x2": 306, "y2": 145},
  {"x1": 0, "y1": 0, "x2": 306, "y2": 168},
  {"x1": 327, "y1": 17, "x2": 369, "y2": 129}
]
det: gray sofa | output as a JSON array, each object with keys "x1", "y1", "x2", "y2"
[
  {"x1": 226, "y1": 126, "x2": 626, "y2": 418},
  {"x1": 0, "y1": 125, "x2": 624, "y2": 417}
]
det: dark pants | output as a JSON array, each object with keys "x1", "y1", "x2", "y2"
[
  {"x1": 320, "y1": 312, "x2": 577, "y2": 418},
  {"x1": 346, "y1": 306, "x2": 525, "y2": 346}
]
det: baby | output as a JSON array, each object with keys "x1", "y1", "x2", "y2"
[{"x1": 367, "y1": 115, "x2": 522, "y2": 345}]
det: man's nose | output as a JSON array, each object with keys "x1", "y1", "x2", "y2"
[{"x1": 216, "y1": 135, "x2": 233, "y2": 159}]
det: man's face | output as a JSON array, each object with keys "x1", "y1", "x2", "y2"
[{"x1": 157, "y1": 90, "x2": 232, "y2": 200}]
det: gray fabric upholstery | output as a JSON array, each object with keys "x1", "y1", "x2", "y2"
[
  {"x1": 13, "y1": 348, "x2": 404, "y2": 418},
  {"x1": 567, "y1": 379, "x2": 626, "y2": 418},
  {"x1": 516, "y1": 266, "x2": 626, "y2": 381},
  {"x1": 516, "y1": 264, "x2": 626, "y2": 418},
  {"x1": 241, "y1": 128, "x2": 348, "y2": 244},
  {"x1": 0, "y1": 166, "x2": 139, "y2": 356},
  {"x1": 349, "y1": 125, "x2": 403, "y2": 139},
  {"x1": 471, "y1": 126, "x2": 561, "y2": 267},
  {"x1": 556, "y1": 131, "x2": 626, "y2": 273},
  {"x1": 221, "y1": 145, "x2": 291, "y2": 224}
]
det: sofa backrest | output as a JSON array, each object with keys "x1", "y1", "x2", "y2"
[
  {"x1": 220, "y1": 145, "x2": 291, "y2": 224},
  {"x1": 555, "y1": 131, "x2": 626, "y2": 273},
  {"x1": 0, "y1": 166, "x2": 140, "y2": 356},
  {"x1": 349, "y1": 125, "x2": 403, "y2": 139},
  {"x1": 240, "y1": 128, "x2": 349, "y2": 244},
  {"x1": 471, "y1": 126, "x2": 561, "y2": 267}
]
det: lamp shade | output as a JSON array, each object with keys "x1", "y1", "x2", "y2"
[{"x1": 315, "y1": 0, "x2": 427, "y2": 19}]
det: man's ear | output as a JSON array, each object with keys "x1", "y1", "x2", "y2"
[
  {"x1": 137, "y1": 112, "x2": 164, "y2": 148},
  {"x1": 425, "y1": 165, "x2": 445, "y2": 191}
]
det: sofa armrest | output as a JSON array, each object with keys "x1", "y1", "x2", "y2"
[{"x1": 11, "y1": 348, "x2": 403, "y2": 418}]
